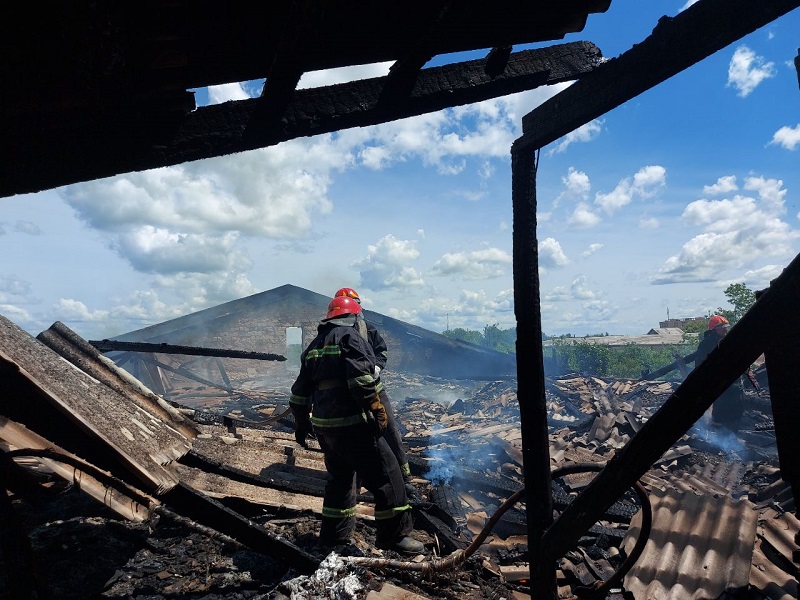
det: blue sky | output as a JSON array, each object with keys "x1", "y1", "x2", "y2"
[{"x1": 2, "y1": 1, "x2": 800, "y2": 341}]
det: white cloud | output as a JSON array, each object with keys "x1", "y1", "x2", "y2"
[
  {"x1": 703, "y1": 175, "x2": 738, "y2": 196},
  {"x1": 595, "y1": 165, "x2": 666, "y2": 215},
  {"x1": 581, "y1": 243, "x2": 604, "y2": 258},
  {"x1": 769, "y1": 124, "x2": 800, "y2": 150},
  {"x1": 679, "y1": 0, "x2": 701, "y2": 10},
  {"x1": 115, "y1": 228, "x2": 250, "y2": 275},
  {"x1": 568, "y1": 203, "x2": 601, "y2": 228},
  {"x1": 547, "y1": 120, "x2": 603, "y2": 155},
  {"x1": 554, "y1": 167, "x2": 590, "y2": 208},
  {"x1": 639, "y1": 217, "x2": 659, "y2": 229},
  {"x1": 653, "y1": 177, "x2": 796, "y2": 284},
  {"x1": 207, "y1": 83, "x2": 251, "y2": 104},
  {"x1": 297, "y1": 62, "x2": 393, "y2": 89},
  {"x1": 430, "y1": 247, "x2": 512, "y2": 279},
  {"x1": 352, "y1": 234, "x2": 424, "y2": 290},
  {"x1": 538, "y1": 237, "x2": 570, "y2": 269},
  {"x1": 727, "y1": 46, "x2": 776, "y2": 98}
]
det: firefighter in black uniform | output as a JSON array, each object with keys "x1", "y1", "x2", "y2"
[
  {"x1": 695, "y1": 314, "x2": 745, "y2": 431},
  {"x1": 290, "y1": 295, "x2": 423, "y2": 553},
  {"x1": 333, "y1": 287, "x2": 411, "y2": 484}
]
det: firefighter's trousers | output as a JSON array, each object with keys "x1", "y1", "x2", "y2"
[{"x1": 316, "y1": 424, "x2": 412, "y2": 546}]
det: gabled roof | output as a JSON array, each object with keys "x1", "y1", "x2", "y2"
[{"x1": 112, "y1": 284, "x2": 517, "y2": 379}]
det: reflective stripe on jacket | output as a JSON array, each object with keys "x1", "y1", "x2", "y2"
[{"x1": 290, "y1": 315, "x2": 379, "y2": 430}]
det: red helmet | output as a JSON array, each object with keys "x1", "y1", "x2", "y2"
[
  {"x1": 325, "y1": 296, "x2": 362, "y2": 319},
  {"x1": 334, "y1": 287, "x2": 361, "y2": 304},
  {"x1": 707, "y1": 315, "x2": 729, "y2": 330}
]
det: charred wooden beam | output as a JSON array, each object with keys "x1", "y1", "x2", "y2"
[
  {"x1": 539, "y1": 251, "x2": 800, "y2": 565},
  {"x1": 763, "y1": 292, "x2": 800, "y2": 505},
  {"x1": 0, "y1": 462, "x2": 48, "y2": 600},
  {"x1": 183, "y1": 42, "x2": 601, "y2": 154},
  {"x1": 3, "y1": 42, "x2": 601, "y2": 197},
  {"x1": 516, "y1": 0, "x2": 800, "y2": 152},
  {"x1": 484, "y1": 46, "x2": 514, "y2": 77},
  {"x1": 640, "y1": 350, "x2": 699, "y2": 381},
  {"x1": 511, "y1": 145, "x2": 555, "y2": 598},
  {"x1": 160, "y1": 482, "x2": 318, "y2": 572},
  {"x1": 89, "y1": 339, "x2": 286, "y2": 361}
]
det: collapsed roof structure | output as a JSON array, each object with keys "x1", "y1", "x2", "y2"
[{"x1": 2, "y1": 0, "x2": 800, "y2": 598}]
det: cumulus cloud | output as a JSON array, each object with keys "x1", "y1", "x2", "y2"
[
  {"x1": 703, "y1": 175, "x2": 738, "y2": 196},
  {"x1": 430, "y1": 247, "x2": 512, "y2": 279},
  {"x1": 544, "y1": 275, "x2": 600, "y2": 302},
  {"x1": 653, "y1": 177, "x2": 796, "y2": 284},
  {"x1": 352, "y1": 234, "x2": 424, "y2": 290},
  {"x1": 568, "y1": 203, "x2": 601, "y2": 228},
  {"x1": 769, "y1": 124, "x2": 800, "y2": 150},
  {"x1": 581, "y1": 243, "x2": 604, "y2": 258},
  {"x1": 115, "y1": 228, "x2": 250, "y2": 275},
  {"x1": 595, "y1": 165, "x2": 666, "y2": 215},
  {"x1": 554, "y1": 167, "x2": 590, "y2": 208},
  {"x1": 207, "y1": 82, "x2": 251, "y2": 104},
  {"x1": 538, "y1": 237, "x2": 570, "y2": 269},
  {"x1": 548, "y1": 120, "x2": 603, "y2": 155},
  {"x1": 727, "y1": 46, "x2": 776, "y2": 97},
  {"x1": 639, "y1": 217, "x2": 659, "y2": 229}
]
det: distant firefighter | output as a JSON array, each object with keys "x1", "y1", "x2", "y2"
[{"x1": 695, "y1": 315, "x2": 745, "y2": 431}]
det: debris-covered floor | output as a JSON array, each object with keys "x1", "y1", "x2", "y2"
[{"x1": 3, "y1": 361, "x2": 798, "y2": 599}]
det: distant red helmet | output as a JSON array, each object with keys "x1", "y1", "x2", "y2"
[
  {"x1": 326, "y1": 296, "x2": 362, "y2": 320},
  {"x1": 334, "y1": 287, "x2": 361, "y2": 304},
  {"x1": 707, "y1": 315, "x2": 729, "y2": 330}
]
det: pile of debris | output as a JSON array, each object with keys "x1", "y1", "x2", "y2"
[{"x1": 1, "y1": 316, "x2": 798, "y2": 599}]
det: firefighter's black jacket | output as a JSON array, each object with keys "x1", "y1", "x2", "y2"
[{"x1": 290, "y1": 314, "x2": 380, "y2": 430}]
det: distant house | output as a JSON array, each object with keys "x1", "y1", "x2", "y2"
[
  {"x1": 659, "y1": 317, "x2": 706, "y2": 330},
  {"x1": 106, "y1": 285, "x2": 516, "y2": 397}
]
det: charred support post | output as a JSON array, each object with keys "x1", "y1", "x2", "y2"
[
  {"x1": 539, "y1": 252, "x2": 800, "y2": 564},
  {"x1": 763, "y1": 299, "x2": 800, "y2": 508},
  {"x1": 511, "y1": 142, "x2": 555, "y2": 598}
]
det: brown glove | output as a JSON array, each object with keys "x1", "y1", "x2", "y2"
[{"x1": 369, "y1": 395, "x2": 388, "y2": 432}]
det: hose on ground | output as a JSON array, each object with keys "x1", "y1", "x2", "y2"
[{"x1": 344, "y1": 461, "x2": 652, "y2": 596}]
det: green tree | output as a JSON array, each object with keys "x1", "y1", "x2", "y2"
[
  {"x1": 442, "y1": 327, "x2": 483, "y2": 345},
  {"x1": 717, "y1": 283, "x2": 756, "y2": 324},
  {"x1": 483, "y1": 323, "x2": 516, "y2": 353}
]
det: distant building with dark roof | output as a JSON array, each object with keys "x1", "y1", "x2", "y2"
[{"x1": 107, "y1": 285, "x2": 516, "y2": 397}]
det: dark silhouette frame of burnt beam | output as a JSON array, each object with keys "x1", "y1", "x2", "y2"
[
  {"x1": 514, "y1": 0, "x2": 800, "y2": 153},
  {"x1": 511, "y1": 1, "x2": 800, "y2": 597},
  {"x1": 2, "y1": 42, "x2": 602, "y2": 197},
  {"x1": 90, "y1": 339, "x2": 286, "y2": 362}
]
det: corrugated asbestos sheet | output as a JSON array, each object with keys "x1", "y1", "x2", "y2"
[
  {"x1": 623, "y1": 485, "x2": 758, "y2": 599},
  {"x1": 750, "y1": 509, "x2": 800, "y2": 600},
  {"x1": 0, "y1": 315, "x2": 191, "y2": 493}
]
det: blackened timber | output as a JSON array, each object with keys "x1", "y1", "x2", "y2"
[
  {"x1": 764, "y1": 313, "x2": 800, "y2": 504},
  {"x1": 166, "y1": 42, "x2": 602, "y2": 162},
  {"x1": 539, "y1": 251, "x2": 800, "y2": 565},
  {"x1": 90, "y1": 339, "x2": 286, "y2": 361},
  {"x1": 517, "y1": 0, "x2": 800, "y2": 152},
  {"x1": 511, "y1": 144, "x2": 555, "y2": 599},
  {"x1": 161, "y1": 482, "x2": 318, "y2": 572},
  {"x1": 640, "y1": 350, "x2": 699, "y2": 380}
]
